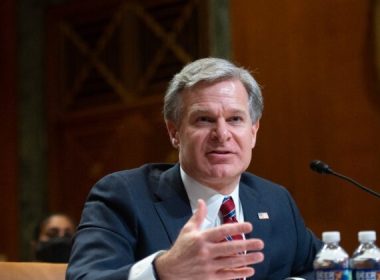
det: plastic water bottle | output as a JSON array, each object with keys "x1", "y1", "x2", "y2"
[
  {"x1": 314, "y1": 231, "x2": 352, "y2": 280},
  {"x1": 350, "y1": 231, "x2": 380, "y2": 280}
]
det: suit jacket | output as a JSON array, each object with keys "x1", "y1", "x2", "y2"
[{"x1": 66, "y1": 163, "x2": 322, "y2": 280}]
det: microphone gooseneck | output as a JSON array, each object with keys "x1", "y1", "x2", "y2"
[{"x1": 310, "y1": 160, "x2": 380, "y2": 199}]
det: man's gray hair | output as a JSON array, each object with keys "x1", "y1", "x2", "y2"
[{"x1": 163, "y1": 57, "x2": 263, "y2": 125}]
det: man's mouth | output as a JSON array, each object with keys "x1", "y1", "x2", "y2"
[{"x1": 207, "y1": 150, "x2": 232, "y2": 155}]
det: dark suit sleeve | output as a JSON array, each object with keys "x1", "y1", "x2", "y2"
[
  {"x1": 66, "y1": 173, "x2": 139, "y2": 280},
  {"x1": 285, "y1": 191, "x2": 322, "y2": 279}
]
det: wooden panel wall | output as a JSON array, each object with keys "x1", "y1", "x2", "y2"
[
  {"x1": 45, "y1": 0, "x2": 209, "y2": 223},
  {"x1": 231, "y1": 0, "x2": 380, "y2": 252},
  {"x1": 3, "y1": 0, "x2": 378, "y2": 260},
  {"x1": 0, "y1": 0, "x2": 19, "y2": 261}
]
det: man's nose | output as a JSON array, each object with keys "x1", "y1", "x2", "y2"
[{"x1": 212, "y1": 120, "x2": 231, "y2": 142}]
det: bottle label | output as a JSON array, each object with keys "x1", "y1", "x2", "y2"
[
  {"x1": 316, "y1": 269, "x2": 352, "y2": 280},
  {"x1": 352, "y1": 269, "x2": 380, "y2": 280}
]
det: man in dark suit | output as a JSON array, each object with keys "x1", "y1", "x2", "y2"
[{"x1": 67, "y1": 58, "x2": 322, "y2": 280}]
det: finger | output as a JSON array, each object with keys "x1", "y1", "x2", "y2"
[
  {"x1": 215, "y1": 251, "x2": 264, "y2": 268},
  {"x1": 185, "y1": 199, "x2": 207, "y2": 231},
  {"x1": 210, "y1": 238, "x2": 264, "y2": 257},
  {"x1": 215, "y1": 266, "x2": 255, "y2": 280},
  {"x1": 204, "y1": 222, "x2": 253, "y2": 242}
]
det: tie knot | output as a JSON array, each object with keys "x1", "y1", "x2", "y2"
[{"x1": 220, "y1": 196, "x2": 236, "y2": 219}]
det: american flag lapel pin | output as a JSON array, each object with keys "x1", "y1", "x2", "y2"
[{"x1": 258, "y1": 212, "x2": 269, "y2": 220}]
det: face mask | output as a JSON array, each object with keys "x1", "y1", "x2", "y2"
[{"x1": 35, "y1": 236, "x2": 72, "y2": 263}]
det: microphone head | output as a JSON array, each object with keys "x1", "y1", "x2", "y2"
[{"x1": 310, "y1": 160, "x2": 333, "y2": 174}]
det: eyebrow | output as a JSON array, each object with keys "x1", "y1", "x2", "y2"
[{"x1": 189, "y1": 108, "x2": 247, "y2": 116}]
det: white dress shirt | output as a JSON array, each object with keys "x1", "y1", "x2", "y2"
[
  {"x1": 128, "y1": 167, "x2": 244, "y2": 280},
  {"x1": 181, "y1": 167, "x2": 244, "y2": 228}
]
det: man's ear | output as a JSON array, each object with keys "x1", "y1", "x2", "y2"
[
  {"x1": 251, "y1": 120, "x2": 260, "y2": 149},
  {"x1": 166, "y1": 120, "x2": 179, "y2": 148}
]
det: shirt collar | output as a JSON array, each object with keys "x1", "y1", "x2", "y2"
[{"x1": 180, "y1": 167, "x2": 241, "y2": 229}]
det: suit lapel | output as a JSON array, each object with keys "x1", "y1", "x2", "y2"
[
  {"x1": 240, "y1": 182, "x2": 271, "y2": 239},
  {"x1": 240, "y1": 182, "x2": 271, "y2": 279},
  {"x1": 153, "y1": 164, "x2": 192, "y2": 244}
]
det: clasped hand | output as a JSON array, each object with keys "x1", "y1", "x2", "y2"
[{"x1": 155, "y1": 199, "x2": 264, "y2": 280}]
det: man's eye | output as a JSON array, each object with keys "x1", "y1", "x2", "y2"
[
  {"x1": 197, "y1": 116, "x2": 213, "y2": 123},
  {"x1": 228, "y1": 116, "x2": 243, "y2": 122}
]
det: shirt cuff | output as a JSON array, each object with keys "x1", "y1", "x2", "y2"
[{"x1": 128, "y1": 250, "x2": 166, "y2": 280}]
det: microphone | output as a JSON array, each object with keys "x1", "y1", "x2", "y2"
[{"x1": 310, "y1": 160, "x2": 380, "y2": 199}]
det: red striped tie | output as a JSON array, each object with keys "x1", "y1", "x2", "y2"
[
  {"x1": 220, "y1": 196, "x2": 243, "y2": 241},
  {"x1": 220, "y1": 196, "x2": 245, "y2": 280}
]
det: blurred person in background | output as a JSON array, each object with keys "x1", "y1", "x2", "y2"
[{"x1": 31, "y1": 213, "x2": 76, "y2": 263}]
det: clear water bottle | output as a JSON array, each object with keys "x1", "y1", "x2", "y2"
[
  {"x1": 314, "y1": 231, "x2": 352, "y2": 280},
  {"x1": 350, "y1": 231, "x2": 380, "y2": 280}
]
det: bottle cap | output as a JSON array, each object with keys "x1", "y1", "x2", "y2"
[
  {"x1": 358, "y1": 231, "x2": 376, "y2": 242},
  {"x1": 322, "y1": 231, "x2": 340, "y2": 243}
]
